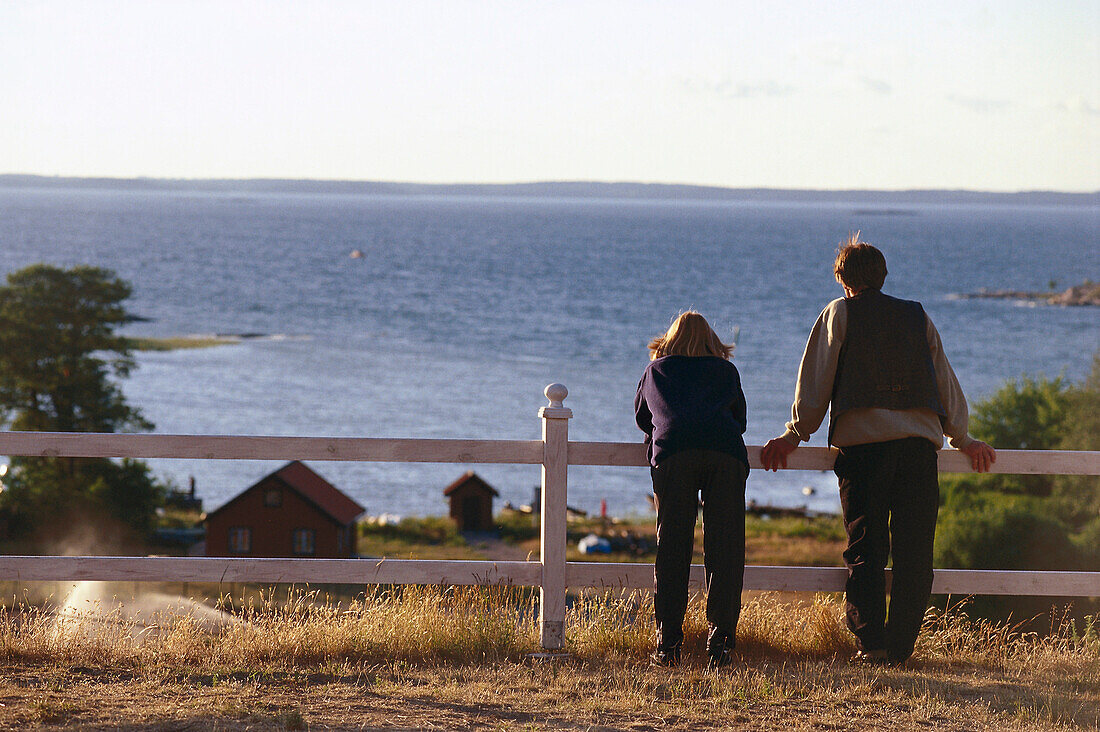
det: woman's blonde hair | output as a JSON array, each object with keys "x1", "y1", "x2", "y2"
[{"x1": 648, "y1": 311, "x2": 732, "y2": 360}]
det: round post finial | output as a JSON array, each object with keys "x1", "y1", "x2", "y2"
[{"x1": 544, "y1": 383, "x2": 568, "y2": 408}]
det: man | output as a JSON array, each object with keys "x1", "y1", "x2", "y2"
[{"x1": 761, "y1": 234, "x2": 995, "y2": 666}]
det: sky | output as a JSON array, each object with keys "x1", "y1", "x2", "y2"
[{"x1": 1, "y1": 1, "x2": 1097, "y2": 191}]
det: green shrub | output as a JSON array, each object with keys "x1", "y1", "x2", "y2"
[
  {"x1": 936, "y1": 497, "x2": 1080, "y2": 571},
  {"x1": 1050, "y1": 351, "x2": 1100, "y2": 527},
  {"x1": 494, "y1": 510, "x2": 539, "y2": 543},
  {"x1": 932, "y1": 351, "x2": 1100, "y2": 625},
  {"x1": 963, "y1": 375, "x2": 1072, "y2": 497},
  {"x1": 360, "y1": 516, "x2": 466, "y2": 547}
]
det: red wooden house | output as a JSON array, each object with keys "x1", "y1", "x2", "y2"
[{"x1": 204, "y1": 461, "x2": 364, "y2": 558}]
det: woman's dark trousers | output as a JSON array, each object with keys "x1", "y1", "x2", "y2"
[
  {"x1": 652, "y1": 449, "x2": 747, "y2": 654},
  {"x1": 835, "y1": 437, "x2": 939, "y2": 664}
]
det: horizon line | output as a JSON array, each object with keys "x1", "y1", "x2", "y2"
[{"x1": 1, "y1": 173, "x2": 1098, "y2": 199}]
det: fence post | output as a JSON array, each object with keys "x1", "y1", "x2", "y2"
[{"x1": 539, "y1": 383, "x2": 572, "y2": 649}]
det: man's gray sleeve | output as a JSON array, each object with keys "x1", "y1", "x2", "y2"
[
  {"x1": 781, "y1": 298, "x2": 846, "y2": 444},
  {"x1": 926, "y1": 317, "x2": 974, "y2": 449}
]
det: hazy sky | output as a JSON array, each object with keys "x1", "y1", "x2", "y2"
[{"x1": 2, "y1": 1, "x2": 1097, "y2": 190}]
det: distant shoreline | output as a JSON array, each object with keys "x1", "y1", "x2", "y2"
[
  {"x1": 953, "y1": 281, "x2": 1100, "y2": 307},
  {"x1": 1, "y1": 174, "x2": 1097, "y2": 207}
]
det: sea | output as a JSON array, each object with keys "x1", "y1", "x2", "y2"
[{"x1": 0, "y1": 184, "x2": 1097, "y2": 518}]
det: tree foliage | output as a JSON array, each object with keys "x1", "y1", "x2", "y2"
[
  {"x1": 970, "y1": 375, "x2": 1072, "y2": 452},
  {"x1": 935, "y1": 349, "x2": 1100, "y2": 622},
  {"x1": 936, "y1": 496, "x2": 1080, "y2": 571},
  {"x1": 939, "y1": 349, "x2": 1100, "y2": 528},
  {"x1": 1051, "y1": 351, "x2": 1100, "y2": 525},
  {"x1": 0, "y1": 264, "x2": 149, "y2": 432},
  {"x1": 2, "y1": 457, "x2": 164, "y2": 548},
  {"x1": 0, "y1": 264, "x2": 163, "y2": 547},
  {"x1": 954, "y1": 375, "x2": 1072, "y2": 497}
]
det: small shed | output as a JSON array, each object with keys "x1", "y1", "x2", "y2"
[
  {"x1": 444, "y1": 471, "x2": 499, "y2": 532},
  {"x1": 204, "y1": 461, "x2": 365, "y2": 558}
]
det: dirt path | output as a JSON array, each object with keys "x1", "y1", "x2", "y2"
[{"x1": 1, "y1": 660, "x2": 1092, "y2": 731}]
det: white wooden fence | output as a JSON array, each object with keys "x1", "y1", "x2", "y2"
[{"x1": 1, "y1": 383, "x2": 1099, "y2": 649}]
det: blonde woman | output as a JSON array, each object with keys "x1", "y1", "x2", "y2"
[{"x1": 635, "y1": 311, "x2": 748, "y2": 668}]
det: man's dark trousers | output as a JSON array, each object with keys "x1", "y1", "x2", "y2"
[
  {"x1": 835, "y1": 437, "x2": 939, "y2": 663},
  {"x1": 651, "y1": 449, "x2": 746, "y2": 653}
]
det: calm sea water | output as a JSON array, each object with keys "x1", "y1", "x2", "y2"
[{"x1": 1, "y1": 187, "x2": 1097, "y2": 517}]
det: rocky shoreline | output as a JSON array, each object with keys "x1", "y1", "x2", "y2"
[{"x1": 955, "y1": 281, "x2": 1100, "y2": 306}]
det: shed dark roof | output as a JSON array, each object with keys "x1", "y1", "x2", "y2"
[
  {"x1": 208, "y1": 460, "x2": 365, "y2": 525},
  {"x1": 443, "y1": 470, "x2": 499, "y2": 497}
]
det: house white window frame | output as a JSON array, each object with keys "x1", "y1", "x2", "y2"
[
  {"x1": 228, "y1": 526, "x2": 252, "y2": 554},
  {"x1": 292, "y1": 527, "x2": 316, "y2": 556}
]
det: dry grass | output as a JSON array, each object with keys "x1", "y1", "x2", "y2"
[
  {"x1": 1, "y1": 588, "x2": 1097, "y2": 730},
  {"x1": 744, "y1": 534, "x2": 848, "y2": 566}
]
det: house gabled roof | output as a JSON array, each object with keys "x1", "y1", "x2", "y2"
[
  {"x1": 443, "y1": 470, "x2": 499, "y2": 497},
  {"x1": 207, "y1": 460, "x2": 366, "y2": 525}
]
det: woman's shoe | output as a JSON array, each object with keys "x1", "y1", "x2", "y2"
[{"x1": 850, "y1": 649, "x2": 888, "y2": 666}]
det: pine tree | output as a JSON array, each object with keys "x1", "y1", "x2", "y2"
[
  {"x1": 0, "y1": 264, "x2": 150, "y2": 432},
  {"x1": 0, "y1": 264, "x2": 163, "y2": 548}
]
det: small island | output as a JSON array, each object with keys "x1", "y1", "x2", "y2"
[
  {"x1": 127, "y1": 335, "x2": 240, "y2": 351},
  {"x1": 955, "y1": 280, "x2": 1100, "y2": 307}
]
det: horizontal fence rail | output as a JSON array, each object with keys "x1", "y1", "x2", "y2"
[
  {"x1": 570, "y1": 441, "x2": 1100, "y2": 475},
  {"x1": 0, "y1": 556, "x2": 542, "y2": 587},
  {"x1": 565, "y1": 563, "x2": 1100, "y2": 596},
  {"x1": 0, "y1": 432, "x2": 545, "y2": 464},
  {"x1": 5, "y1": 557, "x2": 1095, "y2": 598},
  {"x1": 1, "y1": 432, "x2": 1097, "y2": 475},
  {"x1": 1, "y1": 383, "x2": 1099, "y2": 649}
]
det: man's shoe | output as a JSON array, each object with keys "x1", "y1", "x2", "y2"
[
  {"x1": 650, "y1": 646, "x2": 681, "y2": 667},
  {"x1": 706, "y1": 627, "x2": 735, "y2": 669},
  {"x1": 850, "y1": 649, "x2": 888, "y2": 666},
  {"x1": 707, "y1": 646, "x2": 734, "y2": 669}
]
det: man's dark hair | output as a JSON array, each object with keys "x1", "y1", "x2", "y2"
[{"x1": 834, "y1": 232, "x2": 887, "y2": 291}]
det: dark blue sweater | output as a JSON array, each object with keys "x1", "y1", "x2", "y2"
[{"x1": 634, "y1": 355, "x2": 748, "y2": 471}]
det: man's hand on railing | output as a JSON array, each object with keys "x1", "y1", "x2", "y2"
[
  {"x1": 960, "y1": 440, "x2": 997, "y2": 473},
  {"x1": 761, "y1": 437, "x2": 798, "y2": 471}
]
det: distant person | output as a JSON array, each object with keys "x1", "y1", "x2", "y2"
[
  {"x1": 635, "y1": 311, "x2": 748, "y2": 668},
  {"x1": 760, "y1": 233, "x2": 995, "y2": 666}
]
